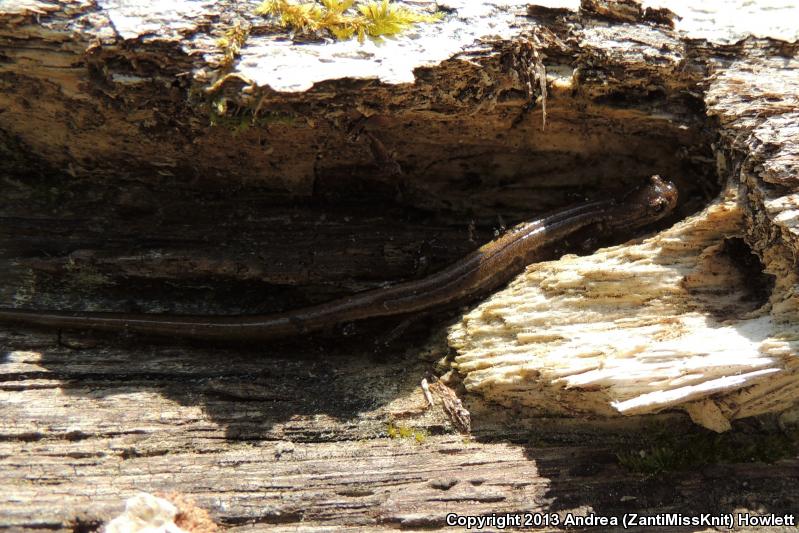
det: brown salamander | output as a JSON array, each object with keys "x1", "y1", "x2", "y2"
[{"x1": 0, "y1": 176, "x2": 677, "y2": 341}]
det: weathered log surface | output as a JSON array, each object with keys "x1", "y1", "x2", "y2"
[
  {"x1": 450, "y1": 34, "x2": 799, "y2": 432},
  {"x1": 450, "y1": 184, "x2": 795, "y2": 432},
  {"x1": 2, "y1": 0, "x2": 799, "y2": 529},
  {"x1": 4, "y1": 330, "x2": 799, "y2": 530}
]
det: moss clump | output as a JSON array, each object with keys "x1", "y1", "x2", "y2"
[
  {"x1": 387, "y1": 422, "x2": 427, "y2": 444},
  {"x1": 216, "y1": 23, "x2": 249, "y2": 68},
  {"x1": 617, "y1": 427, "x2": 797, "y2": 474},
  {"x1": 208, "y1": 96, "x2": 298, "y2": 133},
  {"x1": 255, "y1": 0, "x2": 442, "y2": 42}
]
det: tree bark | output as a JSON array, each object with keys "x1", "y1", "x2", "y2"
[{"x1": 1, "y1": 0, "x2": 799, "y2": 529}]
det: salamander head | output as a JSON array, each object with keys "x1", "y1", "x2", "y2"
[{"x1": 607, "y1": 175, "x2": 678, "y2": 229}]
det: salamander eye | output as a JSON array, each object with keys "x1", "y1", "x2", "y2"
[{"x1": 651, "y1": 200, "x2": 667, "y2": 212}]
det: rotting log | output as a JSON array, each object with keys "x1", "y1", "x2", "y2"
[
  {"x1": 451, "y1": 34, "x2": 799, "y2": 433},
  {"x1": 1, "y1": 0, "x2": 799, "y2": 529},
  {"x1": 450, "y1": 184, "x2": 795, "y2": 432}
]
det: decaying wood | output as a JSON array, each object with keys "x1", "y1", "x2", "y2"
[
  {"x1": 4, "y1": 330, "x2": 799, "y2": 530},
  {"x1": 2, "y1": 0, "x2": 799, "y2": 529},
  {"x1": 450, "y1": 36, "x2": 799, "y2": 433},
  {"x1": 0, "y1": 0, "x2": 710, "y2": 315},
  {"x1": 450, "y1": 185, "x2": 797, "y2": 432}
]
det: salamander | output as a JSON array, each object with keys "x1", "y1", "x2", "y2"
[{"x1": 0, "y1": 175, "x2": 678, "y2": 341}]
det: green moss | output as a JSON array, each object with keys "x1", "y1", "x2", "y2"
[
  {"x1": 387, "y1": 422, "x2": 428, "y2": 444},
  {"x1": 208, "y1": 98, "x2": 247, "y2": 133},
  {"x1": 208, "y1": 95, "x2": 299, "y2": 133},
  {"x1": 258, "y1": 111, "x2": 299, "y2": 125},
  {"x1": 617, "y1": 426, "x2": 797, "y2": 474},
  {"x1": 255, "y1": 0, "x2": 442, "y2": 42},
  {"x1": 216, "y1": 23, "x2": 249, "y2": 68}
]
